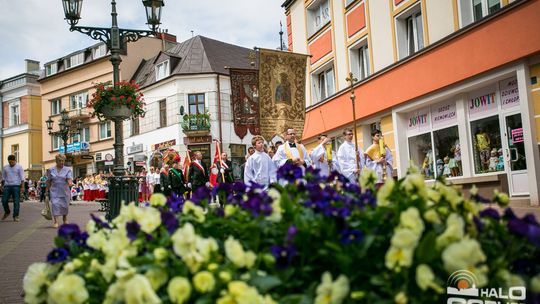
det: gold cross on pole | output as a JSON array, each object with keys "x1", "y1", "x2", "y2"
[{"x1": 345, "y1": 72, "x2": 361, "y2": 179}]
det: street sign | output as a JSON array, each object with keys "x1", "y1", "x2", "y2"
[
  {"x1": 81, "y1": 155, "x2": 94, "y2": 160},
  {"x1": 104, "y1": 161, "x2": 114, "y2": 166},
  {"x1": 135, "y1": 161, "x2": 146, "y2": 166},
  {"x1": 105, "y1": 153, "x2": 114, "y2": 161}
]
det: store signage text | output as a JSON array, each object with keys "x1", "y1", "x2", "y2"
[
  {"x1": 183, "y1": 136, "x2": 212, "y2": 145},
  {"x1": 127, "y1": 143, "x2": 144, "y2": 155},
  {"x1": 409, "y1": 113, "x2": 428, "y2": 127},
  {"x1": 500, "y1": 77, "x2": 520, "y2": 109},
  {"x1": 469, "y1": 92, "x2": 497, "y2": 118},
  {"x1": 153, "y1": 139, "x2": 176, "y2": 151},
  {"x1": 431, "y1": 102, "x2": 456, "y2": 128},
  {"x1": 512, "y1": 128, "x2": 523, "y2": 144}
]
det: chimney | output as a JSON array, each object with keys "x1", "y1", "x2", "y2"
[
  {"x1": 159, "y1": 31, "x2": 177, "y2": 43},
  {"x1": 25, "y1": 59, "x2": 40, "y2": 74}
]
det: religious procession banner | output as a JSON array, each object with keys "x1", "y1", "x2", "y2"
[
  {"x1": 258, "y1": 48, "x2": 308, "y2": 141},
  {"x1": 230, "y1": 68, "x2": 260, "y2": 139}
]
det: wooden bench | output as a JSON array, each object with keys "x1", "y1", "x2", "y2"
[{"x1": 95, "y1": 198, "x2": 109, "y2": 213}]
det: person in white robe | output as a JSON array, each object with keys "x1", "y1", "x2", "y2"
[
  {"x1": 244, "y1": 136, "x2": 277, "y2": 189},
  {"x1": 364, "y1": 130, "x2": 393, "y2": 184},
  {"x1": 337, "y1": 128, "x2": 365, "y2": 183},
  {"x1": 272, "y1": 128, "x2": 312, "y2": 169},
  {"x1": 310, "y1": 134, "x2": 340, "y2": 177}
]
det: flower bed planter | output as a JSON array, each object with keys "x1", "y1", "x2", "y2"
[{"x1": 23, "y1": 166, "x2": 540, "y2": 304}]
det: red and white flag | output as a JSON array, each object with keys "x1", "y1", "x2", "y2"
[
  {"x1": 182, "y1": 150, "x2": 191, "y2": 181},
  {"x1": 209, "y1": 141, "x2": 222, "y2": 187}
]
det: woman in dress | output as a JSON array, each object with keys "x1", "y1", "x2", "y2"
[{"x1": 46, "y1": 154, "x2": 73, "y2": 228}]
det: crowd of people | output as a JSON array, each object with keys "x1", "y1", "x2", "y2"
[{"x1": 1, "y1": 127, "x2": 393, "y2": 227}]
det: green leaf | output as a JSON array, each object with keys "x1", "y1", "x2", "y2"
[
  {"x1": 415, "y1": 230, "x2": 437, "y2": 263},
  {"x1": 249, "y1": 275, "x2": 282, "y2": 293}
]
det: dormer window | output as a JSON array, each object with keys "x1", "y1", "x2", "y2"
[
  {"x1": 92, "y1": 44, "x2": 108, "y2": 59},
  {"x1": 65, "y1": 52, "x2": 85, "y2": 69},
  {"x1": 46, "y1": 63, "x2": 58, "y2": 76},
  {"x1": 156, "y1": 60, "x2": 170, "y2": 81}
]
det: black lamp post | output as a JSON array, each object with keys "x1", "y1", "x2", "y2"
[
  {"x1": 46, "y1": 109, "x2": 83, "y2": 161},
  {"x1": 61, "y1": 0, "x2": 165, "y2": 219}
]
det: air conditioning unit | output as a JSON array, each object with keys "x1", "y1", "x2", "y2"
[{"x1": 96, "y1": 153, "x2": 102, "y2": 161}]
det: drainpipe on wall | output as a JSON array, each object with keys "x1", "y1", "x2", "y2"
[{"x1": 216, "y1": 75, "x2": 223, "y2": 152}]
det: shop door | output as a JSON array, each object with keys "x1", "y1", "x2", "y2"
[{"x1": 503, "y1": 113, "x2": 529, "y2": 196}]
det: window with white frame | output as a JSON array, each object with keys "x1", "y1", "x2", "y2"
[
  {"x1": 72, "y1": 127, "x2": 90, "y2": 143},
  {"x1": 349, "y1": 40, "x2": 370, "y2": 81},
  {"x1": 99, "y1": 122, "x2": 112, "y2": 140},
  {"x1": 311, "y1": 64, "x2": 335, "y2": 103},
  {"x1": 65, "y1": 52, "x2": 85, "y2": 69},
  {"x1": 159, "y1": 100, "x2": 167, "y2": 128},
  {"x1": 307, "y1": 0, "x2": 331, "y2": 36},
  {"x1": 45, "y1": 63, "x2": 58, "y2": 76},
  {"x1": 70, "y1": 92, "x2": 88, "y2": 110},
  {"x1": 395, "y1": 4, "x2": 424, "y2": 60},
  {"x1": 156, "y1": 60, "x2": 170, "y2": 81},
  {"x1": 51, "y1": 99, "x2": 61, "y2": 115},
  {"x1": 131, "y1": 118, "x2": 140, "y2": 136},
  {"x1": 458, "y1": 0, "x2": 501, "y2": 27},
  {"x1": 92, "y1": 44, "x2": 108, "y2": 59},
  {"x1": 11, "y1": 144, "x2": 19, "y2": 162},
  {"x1": 9, "y1": 101, "x2": 20, "y2": 127},
  {"x1": 52, "y1": 135, "x2": 62, "y2": 151}
]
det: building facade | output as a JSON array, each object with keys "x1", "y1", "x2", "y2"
[
  {"x1": 284, "y1": 0, "x2": 540, "y2": 204},
  {"x1": 0, "y1": 60, "x2": 43, "y2": 180},
  {"x1": 39, "y1": 36, "x2": 174, "y2": 178},
  {"x1": 127, "y1": 36, "x2": 257, "y2": 180}
]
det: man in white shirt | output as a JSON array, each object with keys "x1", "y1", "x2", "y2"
[
  {"x1": 272, "y1": 128, "x2": 312, "y2": 169},
  {"x1": 244, "y1": 136, "x2": 277, "y2": 189},
  {"x1": 310, "y1": 134, "x2": 340, "y2": 177},
  {"x1": 364, "y1": 129, "x2": 393, "y2": 184},
  {"x1": 337, "y1": 128, "x2": 364, "y2": 183}
]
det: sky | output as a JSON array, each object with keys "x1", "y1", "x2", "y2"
[{"x1": 0, "y1": 0, "x2": 287, "y2": 80}]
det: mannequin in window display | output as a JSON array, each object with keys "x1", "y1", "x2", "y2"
[
  {"x1": 436, "y1": 159, "x2": 444, "y2": 177},
  {"x1": 496, "y1": 149, "x2": 505, "y2": 171},
  {"x1": 422, "y1": 155, "x2": 432, "y2": 178},
  {"x1": 443, "y1": 156, "x2": 451, "y2": 177},
  {"x1": 475, "y1": 128, "x2": 491, "y2": 171},
  {"x1": 489, "y1": 149, "x2": 499, "y2": 171},
  {"x1": 454, "y1": 142, "x2": 462, "y2": 175},
  {"x1": 449, "y1": 148, "x2": 458, "y2": 177}
]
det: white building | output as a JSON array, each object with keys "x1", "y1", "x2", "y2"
[{"x1": 125, "y1": 35, "x2": 257, "y2": 179}]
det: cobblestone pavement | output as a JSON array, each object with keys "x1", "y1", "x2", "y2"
[{"x1": 0, "y1": 199, "x2": 101, "y2": 304}]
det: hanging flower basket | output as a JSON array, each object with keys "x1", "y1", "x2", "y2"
[{"x1": 88, "y1": 81, "x2": 146, "y2": 121}]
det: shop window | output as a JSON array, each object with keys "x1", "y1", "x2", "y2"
[
  {"x1": 433, "y1": 126, "x2": 462, "y2": 178},
  {"x1": 408, "y1": 133, "x2": 434, "y2": 180},
  {"x1": 470, "y1": 115, "x2": 503, "y2": 174},
  {"x1": 307, "y1": 0, "x2": 331, "y2": 36},
  {"x1": 396, "y1": 4, "x2": 424, "y2": 59}
]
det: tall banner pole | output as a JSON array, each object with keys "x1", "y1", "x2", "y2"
[
  {"x1": 215, "y1": 139, "x2": 225, "y2": 182},
  {"x1": 346, "y1": 72, "x2": 360, "y2": 181}
]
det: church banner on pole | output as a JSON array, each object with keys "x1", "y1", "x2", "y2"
[
  {"x1": 258, "y1": 48, "x2": 308, "y2": 141},
  {"x1": 230, "y1": 68, "x2": 260, "y2": 139}
]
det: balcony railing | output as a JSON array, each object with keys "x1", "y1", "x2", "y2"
[{"x1": 181, "y1": 114, "x2": 210, "y2": 134}]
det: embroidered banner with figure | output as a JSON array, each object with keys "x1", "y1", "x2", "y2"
[
  {"x1": 230, "y1": 68, "x2": 260, "y2": 139},
  {"x1": 258, "y1": 48, "x2": 308, "y2": 141}
]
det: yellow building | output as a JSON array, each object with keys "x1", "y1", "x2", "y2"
[
  {"x1": 0, "y1": 60, "x2": 43, "y2": 180},
  {"x1": 39, "y1": 35, "x2": 175, "y2": 178}
]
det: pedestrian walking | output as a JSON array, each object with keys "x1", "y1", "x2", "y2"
[
  {"x1": 46, "y1": 154, "x2": 73, "y2": 228},
  {"x1": 1, "y1": 155, "x2": 25, "y2": 222},
  {"x1": 39, "y1": 174, "x2": 48, "y2": 202}
]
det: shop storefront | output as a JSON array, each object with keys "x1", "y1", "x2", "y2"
[{"x1": 394, "y1": 66, "x2": 539, "y2": 201}]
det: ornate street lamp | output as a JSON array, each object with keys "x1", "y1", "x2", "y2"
[
  {"x1": 61, "y1": 0, "x2": 165, "y2": 219},
  {"x1": 47, "y1": 109, "x2": 83, "y2": 160}
]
